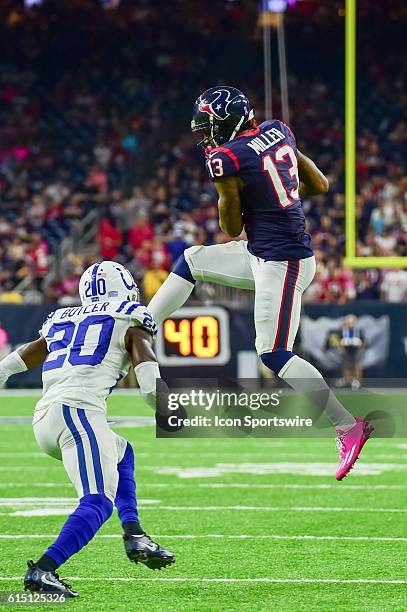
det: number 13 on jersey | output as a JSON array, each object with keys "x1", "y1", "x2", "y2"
[{"x1": 262, "y1": 144, "x2": 300, "y2": 208}]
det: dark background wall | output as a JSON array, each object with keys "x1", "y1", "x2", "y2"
[{"x1": 1, "y1": 302, "x2": 405, "y2": 387}]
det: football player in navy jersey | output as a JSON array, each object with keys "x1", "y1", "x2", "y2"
[{"x1": 149, "y1": 86, "x2": 373, "y2": 479}]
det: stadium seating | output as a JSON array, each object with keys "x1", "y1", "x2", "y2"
[{"x1": 0, "y1": 0, "x2": 405, "y2": 304}]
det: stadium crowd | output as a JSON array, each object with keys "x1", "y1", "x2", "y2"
[{"x1": 0, "y1": 0, "x2": 405, "y2": 305}]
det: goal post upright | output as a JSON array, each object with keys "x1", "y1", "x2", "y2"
[
  {"x1": 344, "y1": 0, "x2": 356, "y2": 267},
  {"x1": 343, "y1": 0, "x2": 407, "y2": 268}
]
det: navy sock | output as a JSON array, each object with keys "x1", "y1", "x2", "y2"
[
  {"x1": 115, "y1": 443, "x2": 140, "y2": 528},
  {"x1": 172, "y1": 253, "x2": 195, "y2": 284},
  {"x1": 261, "y1": 350, "x2": 294, "y2": 375},
  {"x1": 41, "y1": 493, "x2": 113, "y2": 568}
]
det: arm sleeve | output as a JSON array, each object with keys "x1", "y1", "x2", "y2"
[
  {"x1": 134, "y1": 361, "x2": 161, "y2": 410},
  {"x1": 0, "y1": 351, "x2": 28, "y2": 386},
  {"x1": 206, "y1": 147, "x2": 240, "y2": 181},
  {"x1": 134, "y1": 361, "x2": 171, "y2": 417}
]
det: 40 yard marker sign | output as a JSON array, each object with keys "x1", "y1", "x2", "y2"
[{"x1": 155, "y1": 307, "x2": 231, "y2": 366}]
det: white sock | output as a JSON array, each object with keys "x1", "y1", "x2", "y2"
[
  {"x1": 279, "y1": 355, "x2": 356, "y2": 430},
  {"x1": 148, "y1": 272, "x2": 195, "y2": 324}
]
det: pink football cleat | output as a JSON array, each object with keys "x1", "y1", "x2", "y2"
[{"x1": 335, "y1": 417, "x2": 374, "y2": 481}]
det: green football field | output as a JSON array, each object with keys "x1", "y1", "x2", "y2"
[{"x1": 0, "y1": 394, "x2": 406, "y2": 611}]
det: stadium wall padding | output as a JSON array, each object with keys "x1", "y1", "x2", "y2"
[
  {"x1": 0, "y1": 304, "x2": 54, "y2": 387},
  {"x1": 0, "y1": 302, "x2": 406, "y2": 387}
]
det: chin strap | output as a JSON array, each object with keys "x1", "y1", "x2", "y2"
[
  {"x1": 210, "y1": 109, "x2": 255, "y2": 147},
  {"x1": 209, "y1": 115, "x2": 217, "y2": 147},
  {"x1": 229, "y1": 115, "x2": 245, "y2": 142}
]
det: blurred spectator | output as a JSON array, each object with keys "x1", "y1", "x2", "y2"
[
  {"x1": 0, "y1": 0, "x2": 404, "y2": 305},
  {"x1": 98, "y1": 212, "x2": 122, "y2": 260},
  {"x1": 86, "y1": 166, "x2": 109, "y2": 195},
  {"x1": 124, "y1": 188, "x2": 151, "y2": 229},
  {"x1": 143, "y1": 263, "x2": 169, "y2": 303},
  {"x1": 27, "y1": 233, "x2": 49, "y2": 291},
  {"x1": 354, "y1": 270, "x2": 381, "y2": 300},
  {"x1": 336, "y1": 315, "x2": 365, "y2": 389},
  {"x1": 58, "y1": 268, "x2": 82, "y2": 306},
  {"x1": 128, "y1": 217, "x2": 154, "y2": 253},
  {"x1": 166, "y1": 229, "x2": 188, "y2": 264},
  {"x1": 381, "y1": 269, "x2": 407, "y2": 303},
  {"x1": 149, "y1": 236, "x2": 170, "y2": 271}
]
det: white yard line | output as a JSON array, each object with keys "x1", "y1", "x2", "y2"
[
  {"x1": 125, "y1": 452, "x2": 407, "y2": 460},
  {"x1": 0, "y1": 390, "x2": 142, "y2": 397},
  {"x1": 0, "y1": 467, "x2": 63, "y2": 472},
  {"x1": 1, "y1": 437, "x2": 404, "y2": 449},
  {"x1": 0, "y1": 534, "x2": 406, "y2": 542},
  {"x1": 2, "y1": 450, "x2": 407, "y2": 460},
  {"x1": 1, "y1": 505, "x2": 406, "y2": 515},
  {"x1": 0, "y1": 453, "x2": 46, "y2": 457},
  {"x1": 0, "y1": 497, "x2": 158, "y2": 506},
  {"x1": 106, "y1": 505, "x2": 407, "y2": 512},
  {"x1": 197, "y1": 483, "x2": 407, "y2": 489},
  {"x1": 0, "y1": 482, "x2": 406, "y2": 490},
  {"x1": 0, "y1": 576, "x2": 406, "y2": 585},
  {"x1": 149, "y1": 483, "x2": 407, "y2": 490},
  {"x1": 0, "y1": 483, "x2": 71, "y2": 488}
]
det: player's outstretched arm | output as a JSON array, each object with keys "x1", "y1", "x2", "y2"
[
  {"x1": 0, "y1": 337, "x2": 49, "y2": 387},
  {"x1": 214, "y1": 176, "x2": 244, "y2": 238},
  {"x1": 297, "y1": 150, "x2": 329, "y2": 197}
]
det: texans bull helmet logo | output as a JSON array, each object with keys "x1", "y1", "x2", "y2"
[
  {"x1": 192, "y1": 85, "x2": 253, "y2": 147},
  {"x1": 198, "y1": 88, "x2": 235, "y2": 120}
]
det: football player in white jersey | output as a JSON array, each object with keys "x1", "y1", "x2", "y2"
[{"x1": 0, "y1": 261, "x2": 183, "y2": 598}]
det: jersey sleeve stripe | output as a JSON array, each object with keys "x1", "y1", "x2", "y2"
[
  {"x1": 212, "y1": 146, "x2": 240, "y2": 172},
  {"x1": 77, "y1": 408, "x2": 105, "y2": 495},
  {"x1": 116, "y1": 300, "x2": 129, "y2": 313},
  {"x1": 62, "y1": 405, "x2": 90, "y2": 497},
  {"x1": 125, "y1": 302, "x2": 144, "y2": 315}
]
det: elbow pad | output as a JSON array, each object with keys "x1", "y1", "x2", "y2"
[
  {"x1": 134, "y1": 361, "x2": 161, "y2": 410},
  {"x1": 0, "y1": 351, "x2": 27, "y2": 386}
]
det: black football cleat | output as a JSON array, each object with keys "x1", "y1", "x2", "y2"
[
  {"x1": 24, "y1": 561, "x2": 79, "y2": 598},
  {"x1": 123, "y1": 533, "x2": 175, "y2": 570}
]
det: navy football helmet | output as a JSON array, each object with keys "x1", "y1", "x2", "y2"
[{"x1": 191, "y1": 86, "x2": 254, "y2": 148}]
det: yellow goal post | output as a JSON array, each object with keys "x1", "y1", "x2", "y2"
[{"x1": 344, "y1": 0, "x2": 407, "y2": 268}]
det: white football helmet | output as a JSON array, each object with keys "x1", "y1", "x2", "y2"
[{"x1": 79, "y1": 261, "x2": 139, "y2": 305}]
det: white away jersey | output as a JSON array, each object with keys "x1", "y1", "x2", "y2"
[{"x1": 35, "y1": 300, "x2": 157, "y2": 414}]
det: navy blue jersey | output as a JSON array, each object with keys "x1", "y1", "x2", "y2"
[{"x1": 206, "y1": 120, "x2": 313, "y2": 261}]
